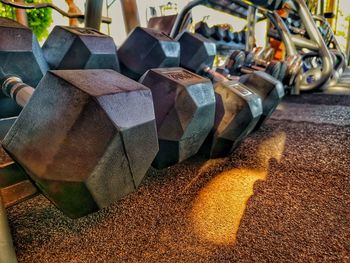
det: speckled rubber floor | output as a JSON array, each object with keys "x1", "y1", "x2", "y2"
[{"x1": 3, "y1": 93, "x2": 350, "y2": 263}]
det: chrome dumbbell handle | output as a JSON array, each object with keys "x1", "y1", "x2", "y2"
[{"x1": 2, "y1": 76, "x2": 34, "y2": 108}]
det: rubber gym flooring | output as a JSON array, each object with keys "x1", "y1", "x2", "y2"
[{"x1": 4, "y1": 93, "x2": 350, "y2": 262}]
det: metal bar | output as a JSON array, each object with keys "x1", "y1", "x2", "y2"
[
  {"x1": 107, "y1": 0, "x2": 117, "y2": 9},
  {"x1": 295, "y1": 0, "x2": 333, "y2": 91},
  {"x1": 106, "y1": 0, "x2": 110, "y2": 35},
  {"x1": 1, "y1": 180, "x2": 38, "y2": 208},
  {"x1": 0, "y1": 0, "x2": 111, "y2": 24},
  {"x1": 245, "y1": 6, "x2": 257, "y2": 51},
  {"x1": 320, "y1": 0, "x2": 324, "y2": 15},
  {"x1": 0, "y1": 194, "x2": 18, "y2": 263},
  {"x1": 14, "y1": 0, "x2": 28, "y2": 26},
  {"x1": 2, "y1": 76, "x2": 34, "y2": 108},
  {"x1": 313, "y1": 15, "x2": 344, "y2": 56},
  {"x1": 170, "y1": 0, "x2": 207, "y2": 38},
  {"x1": 120, "y1": 0, "x2": 140, "y2": 34},
  {"x1": 211, "y1": 0, "x2": 264, "y2": 20},
  {"x1": 65, "y1": 0, "x2": 82, "y2": 26},
  {"x1": 0, "y1": 117, "x2": 16, "y2": 140},
  {"x1": 0, "y1": 161, "x2": 39, "y2": 208},
  {"x1": 267, "y1": 11, "x2": 300, "y2": 94},
  {"x1": 334, "y1": 0, "x2": 340, "y2": 34},
  {"x1": 291, "y1": 35, "x2": 319, "y2": 50},
  {"x1": 84, "y1": 0, "x2": 104, "y2": 30},
  {"x1": 0, "y1": 162, "x2": 28, "y2": 189},
  {"x1": 266, "y1": 12, "x2": 289, "y2": 50},
  {"x1": 346, "y1": 19, "x2": 350, "y2": 66},
  {"x1": 325, "y1": 0, "x2": 337, "y2": 30}
]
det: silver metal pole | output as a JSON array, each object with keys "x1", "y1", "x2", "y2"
[
  {"x1": 272, "y1": 12, "x2": 298, "y2": 56},
  {"x1": 84, "y1": 0, "x2": 103, "y2": 30},
  {"x1": 320, "y1": 0, "x2": 324, "y2": 15},
  {"x1": 295, "y1": 0, "x2": 333, "y2": 91},
  {"x1": 14, "y1": 0, "x2": 28, "y2": 26},
  {"x1": 120, "y1": 0, "x2": 140, "y2": 34},
  {"x1": 245, "y1": 6, "x2": 257, "y2": 52},
  {"x1": 0, "y1": 194, "x2": 18, "y2": 263},
  {"x1": 0, "y1": 0, "x2": 111, "y2": 24},
  {"x1": 346, "y1": 19, "x2": 350, "y2": 66},
  {"x1": 170, "y1": 0, "x2": 207, "y2": 38}
]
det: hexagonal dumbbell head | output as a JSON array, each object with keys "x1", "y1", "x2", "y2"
[
  {"x1": 226, "y1": 50, "x2": 246, "y2": 75},
  {"x1": 2, "y1": 69, "x2": 158, "y2": 218},
  {"x1": 118, "y1": 27, "x2": 180, "y2": 80},
  {"x1": 195, "y1": 21, "x2": 213, "y2": 38},
  {"x1": 0, "y1": 17, "x2": 48, "y2": 118},
  {"x1": 239, "y1": 71, "x2": 284, "y2": 130},
  {"x1": 201, "y1": 81, "x2": 263, "y2": 158},
  {"x1": 211, "y1": 25, "x2": 225, "y2": 41},
  {"x1": 224, "y1": 30, "x2": 234, "y2": 42},
  {"x1": 264, "y1": 61, "x2": 281, "y2": 79},
  {"x1": 239, "y1": 31, "x2": 246, "y2": 43},
  {"x1": 140, "y1": 68, "x2": 216, "y2": 169},
  {"x1": 176, "y1": 31, "x2": 216, "y2": 75},
  {"x1": 42, "y1": 26, "x2": 120, "y2": 71}
]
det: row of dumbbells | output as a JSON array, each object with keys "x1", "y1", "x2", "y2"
[
  {"x1": 0, "y1": 17, "x2": 283, "y2": 219},
  {"x1": 195, "y1": 21, "x2": 246, "y2": 44},
  {"x1": 194, "y1": 21, "x2": 246, "y2": 53},
  {"x1": 217, "y1": 47, "x2": 288, "y2": 83},
  {"x1": 193, "y1": 22, "x2": 290, "y2": 84}
]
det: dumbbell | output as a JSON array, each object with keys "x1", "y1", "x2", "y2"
[
  {"x1": 262, "y1": 47, "x2": 275, "y2": 61},
  {"x1": 211, "y1": 25, "x2": 225, "y2": 41},
  {"x1": 0, "y1": 18, "x2": 50, "y2": 137},
  {"x1": 0, "y1": 19, "x2": 48, "y2": 118},
  {"x1": 240, "y1": 30, "x2": 246, "y2": 44},
  {"x1": 259, "y1": 47, "x2": 289, "y2": 84},
  {"x1": 0, "y1": 22, "x2": 120, "y2": 121},
  {"x1": 195, "y1": 22, "x2": 239, "y2": 44},
  {"x1": 196, "y1": 22, "x2": 233, "y2": 43},
  {"x1": 178, "y1": 32, "x2": 284, "y2": 136},
  {"x1": 0, "y1": 18, "x2": 159, "y2": 218},
  {"x1": 0, "y1": 22, "x2": 121, "y2": 142},
  {"x1": 276, "y1": 54, "x2": 303, "y2": 89},
  {"x1": 245, "y1": 47, "x2": 282, "y2": 78},
  {"x1": 232, "y1": 31, "x2": 243, "y2": 43},
  {"x1": 224, "y1": 30, "x2": 234, "y2": 43},
  {"x1": 250, "y1": 47, "x2": 288, "y2": 82},
  {"x1": 174, "y1": 31, "x2": 237, "y2": 83},
  {"x1": 42, "y1": 25, "x2": 120, "y2": 71},
  {"x1": 195, "y1": 21, "x2": 213, "y2": 39},
  {"x1": 118, "y1": 27, "x2": 216, "y2": 168},
  {"x1": 224, "y1": 50, "x2": 285, "y2": 129},
  {"x1": 176, "y1": 31, "x2": 263, "y2": 158},
  {"x1": 239, "y1": 72, "x2": 284, "y2": 130},
  {"x1": 227, "y1": 50, "x2": 283, "y2": 80}
]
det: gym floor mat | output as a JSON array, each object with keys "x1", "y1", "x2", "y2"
[{"x1": 3, "y1": 93, "x2": 350, "y2": 263}]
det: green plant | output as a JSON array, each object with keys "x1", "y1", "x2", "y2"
[
  {"x1": 0, "y1": 3, "x2": 15, "y2": 19},
  {"x1": 0, "y1": 0, "x2": 52, "y2": 41}
]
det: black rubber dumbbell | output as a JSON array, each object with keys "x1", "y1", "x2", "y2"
[
  {"x1": 225, "y1": 50, "x2": 285, "y2": 130},
  {"x1": 224, "y1": 30, "x2": 234, "y2": 42},
  {"x1": 176, "y1": 31, "x2": 264, "y2": 158},
  {"x1": 228, "y1": 49, "x2": 282, "y2": 80},
  {"x1": 118, "y1": 27, "x2": 216, "y2": 168},
  {"x1": 211, "y1": 25, "x2": 225, "y2": 41},
  {"x1": 0, "y1": 18, "x2": 159, "y2": 218},
  {"x1": 42, "y1": 26, "x2": 120, "y2": 71},
  {"x1": 177, "y1": 32, "x2": 284, "y2": 135},
  {"x1": 195, "y1": 21, "x2": 213, "y2": 38}
]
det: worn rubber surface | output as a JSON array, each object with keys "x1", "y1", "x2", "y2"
[{"x1": 3, "y1": 93, "x2": 350, "y2": 262}]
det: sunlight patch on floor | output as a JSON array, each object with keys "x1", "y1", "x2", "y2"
[{"x1": 190, "y1": 131, "x2": 286, "y2": 245}]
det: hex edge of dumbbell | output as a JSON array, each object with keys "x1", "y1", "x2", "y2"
[{"x1": 2, "y1": 69, "x2": 158, "y2": 218}]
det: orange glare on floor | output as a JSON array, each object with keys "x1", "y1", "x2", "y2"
[{"x1": 190, "y1": 132, "x2": 287, "y2": 245}]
